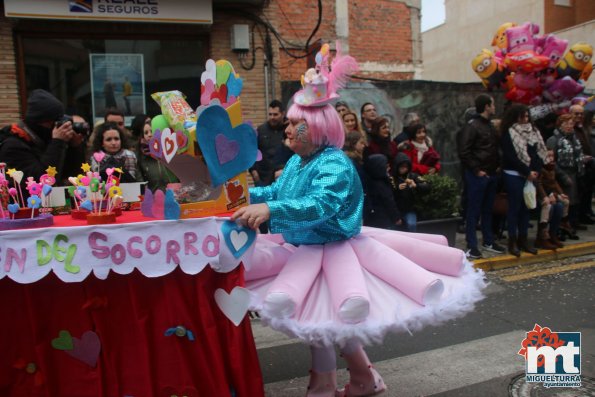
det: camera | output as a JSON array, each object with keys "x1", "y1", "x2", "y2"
[{"x1": 55, "y1": 115, "x2": 90, "y2": 136}]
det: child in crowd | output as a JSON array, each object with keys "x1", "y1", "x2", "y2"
[
  {"x1": 363, "y1": 154, "x2": 401, "y2": 229},
  {"x1": 391, "y1": 152, "x2": 429, "y2": 232}
]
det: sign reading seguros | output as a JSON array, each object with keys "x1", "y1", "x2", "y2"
[{"x1": 4, "y1": 0, "x2": 212, "y2": 24}]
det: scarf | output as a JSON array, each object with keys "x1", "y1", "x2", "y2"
[
  {"x1": 508, "y1": 123, "x2": 548, "y2": 166},
  {"x1": 411, "y1": 138, "x2": 431, "y2": 162}
]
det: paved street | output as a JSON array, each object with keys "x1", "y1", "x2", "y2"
[{"x1": 254, "y1": 260, "x2": 595, "y2": 396}]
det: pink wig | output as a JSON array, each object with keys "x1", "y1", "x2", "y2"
[{"x1": 287, "y1": 103, "x2": 345, "y2": 148}]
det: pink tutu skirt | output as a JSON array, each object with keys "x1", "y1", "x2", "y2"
[{"x1": 245, "y1": 227, "x2": 486, "y2": 347}]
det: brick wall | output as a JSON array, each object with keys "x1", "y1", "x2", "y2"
[{"x1": 0, "y1": 5, "x2": 20, "y2": 126}]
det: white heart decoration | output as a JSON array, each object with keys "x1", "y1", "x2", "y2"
[
  {"x1": 160, "y1": 128, "x2": 178, "y2": 164},
  {"x1": 230, "y1": 230, "x2": 248, "y2": 252},
  {"x1": 11, "y1": 170, "x2": 24, "y2": 184},
  {"x1": 68, "y1": 176, "x2": 79, "y2": 186},
  {"x1": 214, "y1": 287, "x2": 251, "y2": 326},
  {"x1": 201, "y1": 59, "x2": 217, "y2": 85}
]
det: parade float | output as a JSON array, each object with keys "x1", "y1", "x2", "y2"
[{"x1": 0, "y1": 59, "x2": 265, "y2": 397}]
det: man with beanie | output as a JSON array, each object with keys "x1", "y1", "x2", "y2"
[{"x1": 0, "y1": 89, "x2": 74, "y2": 191}]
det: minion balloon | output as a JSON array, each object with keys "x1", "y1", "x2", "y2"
[
  {"x1": 557, "y1": 42, "x2": 593, "y2": 81},
  {"x1": 471, "y1": 49, "x2": 507, "y2": 90}
]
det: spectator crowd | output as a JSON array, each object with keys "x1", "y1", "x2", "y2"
[{"x1": 1, "y1": 89, "x2": 593, "y2": 260}]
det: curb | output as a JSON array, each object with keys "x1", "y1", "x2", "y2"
[{"x1": 471, "y1": 241, "x2": 595, "y2": 271}]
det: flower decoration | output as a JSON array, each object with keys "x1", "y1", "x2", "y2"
[
  {"x1": 108, "y1": 185, "x2": 123, "y2": 198},
  {"x1": 26, "y1": 182, "x2": 42, "y2": 196},
  {"x1": 27, "y1": 195, "x2": 41, "y2": 209},
  {"x1": 76, "y1": 186, "x2": 87, "y2": 199},
  {"x1": 45, "y1": 166, "x2": 57, "y2": 177},
  {"x1": 40, "y1": 174, "x2": 56, "y2": 186},
  {"x1": 164, "y1": 325, "x2": 195, "y2": 341}
]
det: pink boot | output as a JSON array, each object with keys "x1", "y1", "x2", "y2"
[
  {"x1": 306, "y1": 369, "x2": 337, "y2": 397},
  {"x1": 335, "y1": 346, "x2": 386, "y2": 397}
]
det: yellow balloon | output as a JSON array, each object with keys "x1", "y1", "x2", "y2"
[{"x1": 320, "y1": 43, "x2": 329, "y2": 56}]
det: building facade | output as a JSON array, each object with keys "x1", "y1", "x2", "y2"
[
  {"x1": 0, "y1": 0, "x2": 422, "y2": 127},
  {"x1": 421, "y1": 0, "x2": 595, "y2": 90}
]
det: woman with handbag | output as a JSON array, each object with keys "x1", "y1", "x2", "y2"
[{"x1": 500, "y1": 104, "x2": 548, "y2": 257}]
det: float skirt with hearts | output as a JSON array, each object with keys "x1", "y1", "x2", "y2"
[{"x1": 245, "y1": 228, "x2": 486, "y2": 347}]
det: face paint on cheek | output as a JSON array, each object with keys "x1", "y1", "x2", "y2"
[{"x1": 296, "y1": 123, "x2": 309, "y2": 143}]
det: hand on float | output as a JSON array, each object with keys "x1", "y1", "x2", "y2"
[{"x1": 231, "y1": 203, "x2": 271, "y2": 230}]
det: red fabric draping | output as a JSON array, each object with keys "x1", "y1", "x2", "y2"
[{"x1": 0, "y1": 266, "x2": 264, "y2": 397}]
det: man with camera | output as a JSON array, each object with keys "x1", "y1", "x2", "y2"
[{"x1": 0, "y1": 89, "x2": 77, "y2": 192}]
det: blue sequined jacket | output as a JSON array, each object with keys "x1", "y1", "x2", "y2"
[{"x1": 249, "y1": 146, "x2": 364, "y2": 245}]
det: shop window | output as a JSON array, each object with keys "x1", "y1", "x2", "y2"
[{"x1": 22, "y1": 38, "x2": 207, "y2": 125}]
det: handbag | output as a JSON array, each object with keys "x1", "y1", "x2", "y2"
[{"x1": 523, "y1": 180, "x2": 537, "y2": 209}]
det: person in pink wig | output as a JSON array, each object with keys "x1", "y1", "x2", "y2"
[{"x1": 233, "y1": 44, "x2": 486, "y2": 397}]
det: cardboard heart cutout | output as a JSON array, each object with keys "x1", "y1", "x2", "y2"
[
  {"x1": 214, "y1": 286, "x2": 250, "y2": 326},
  {"x1": 201, "y1": 79, "x2": 215, "y2": 106},
  {"x1": 152, "y1": 189, "x2": 165, "y2": 219},
  {"x1": 201, "y1": 59, "x2": 216, "y2": 85},
  {"x1": 215, "y1": 60, "x2": 233, "y2": 88},
  {"x1": 225, "y1": 181, "x2": 244, "y2": 203},
  {"x1": 160, "y1": 128, "x2": 178, "y2": 164},
  {"x1": 227, "y1": 73, "x2": 243, "y2": 99},
  {"x1": 196, "y1": 105, "x2": 258, "y2": 186},
  {"x1": 65, "y1": 331, "x2": 101, "y2": 367},
  {"x1": 141, "y1": 188, "x2": 154, "y2": 217},
  {"x1": 221, "y1": 220, "x2": 255, "y2": 258},
  {"x1": 93, "y1": 151, "x2": 105, "y2": 163},
  {"x1": 11, "y1": 171, "x2": 24, "y2": 184},
  {"x1": 51, "y1": 330, "x2": 74, "y2": 350}
]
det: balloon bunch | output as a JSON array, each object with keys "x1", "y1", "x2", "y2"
[
  {"x1": 67, "y1": 163, "x2": 124, "y2": 215},
  {"x1": 0, "y1": 165, "x2": 55, "y2": 219},
  {"x1": 471, "y1": 21, "x2": 592, "y2": 105}
]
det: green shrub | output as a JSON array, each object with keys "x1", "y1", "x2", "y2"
[{"x1": 415, "y1": 174, "x2": 459, "y2": 220}]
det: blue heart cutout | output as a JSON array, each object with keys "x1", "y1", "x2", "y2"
[
  {"x1": 227, "y1": 74, "x2": 243, "y2": 101},
  {"x1": 221, "y1": 220, "x2": 256, "y2": 259},
  {"x1": 196, "y1": 105, "x2": 257, "y2": 186}
]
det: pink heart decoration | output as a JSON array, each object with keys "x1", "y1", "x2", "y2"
[
  {"x1": 215, "y1": 134, "x2": 239, "y2": 165},
  {"x1": 93, "y1": 152, "x2": 105, "y2": 163},
  {"x1": 65, "y1": 331, "x2": 101, "y2": 368},
  {"x1": 223, "y1": 95, "x2": 238, "y2": 109},
  {"x1": 201, "y1": 79, "x2": 215, "y2": 106},
  {"x1": 152, "y1": 189, "x2": 165, "y2": 219},
  {"x1": 160, "y1": 128, "x2": 178, "y2": 164}
]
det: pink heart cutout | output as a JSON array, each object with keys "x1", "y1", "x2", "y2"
[
  {"x1": 93, "y1": 152, "x2": 105, "y2": 163},
  {"x1": 201, "y1": 80, "x2": 215, "y2": 106},
  {"x1": 65, "y1": 331, "x2": 101, "y2": 368}
]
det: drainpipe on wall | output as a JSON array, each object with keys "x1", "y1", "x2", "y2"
[
  {"x1": 264, "y1": 55, "x2": 270, "y2": 112},
  {"x1": 335, "y1": 0, "x2": 349, "y2": 53}
]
